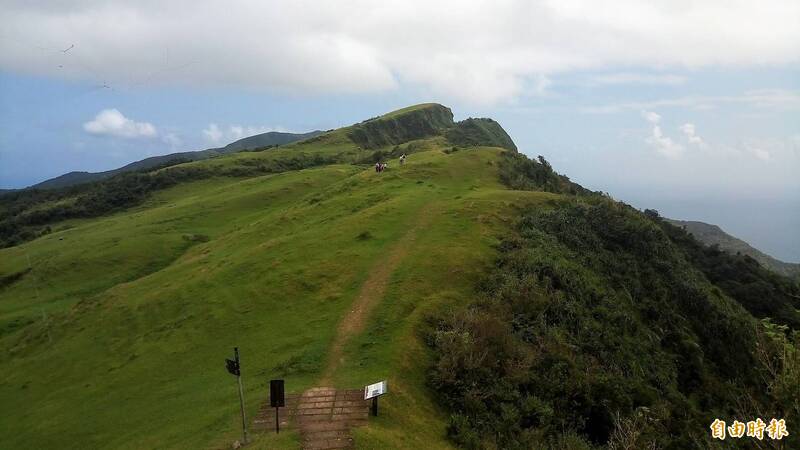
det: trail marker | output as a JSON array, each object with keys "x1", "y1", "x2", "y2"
[{"x1": 364, "y1": 380, "x2": 387, "y2": 416}]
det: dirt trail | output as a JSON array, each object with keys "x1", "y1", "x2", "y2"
[{"x1": 318, "y1": 204, "x2": 433, "y2": 385}]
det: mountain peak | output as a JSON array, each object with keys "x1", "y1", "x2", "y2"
[
  {"x1": 377, "y1": 103, "x2": 453, "y2": 119},
  {"x1": 347, "y1": 103, "x2": 516, "y2": 152}
]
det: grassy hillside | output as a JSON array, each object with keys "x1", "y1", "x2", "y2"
[
  {"x1": 0, "y1": 104, "x2": 553, "y2": 449},
  {"x1": 0, "y1": 104, "x2": 514, "y2": 249},
  {"x1": 2, "y1": 103, "x2": 796, "y2": 450}
]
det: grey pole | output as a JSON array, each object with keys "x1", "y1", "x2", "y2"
[{"x1": 235, "y1": 347, "x2": 248, "y2": 444}]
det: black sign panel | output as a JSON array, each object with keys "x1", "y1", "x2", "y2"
[
  {"x1": 225, "y1": 358, "x2": 240, "y2": 376},
  {"x1": 270, "y1": 379, "x2": 285, "y2": 407}
]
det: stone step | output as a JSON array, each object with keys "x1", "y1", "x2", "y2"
[
  {"x1": 298, "y1": 402, "x2": 335, "y2": 409},
  {"x1": 295, "y1": 416, "x2": 337, "y2": 426},
  {"x1": 304, "y1": 438, "x2": 354, "y2": 450},
  {"x1": 303, "y1": 430, "x2": 351, "y2": 441},
  {"x1": 250, "y1": 387, "x2": 370, "y2": 449},
  {"x1": 301, "y1": 421, "x2": 350, "y2": 432}
]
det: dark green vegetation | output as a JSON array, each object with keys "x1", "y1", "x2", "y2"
[
  {"x1": 428, "y1": 198, "x2": 800, "y2": 449},
  {"x1": 445, "y1": 118, "x2": 517, "y2": 152},
  {"x1": 22, "y1": 130, "x2": 323, "y2": 190},
  {"x1": 667, "y1": 218, "x2": 800, "y2": 279},
  {"x1": 2, "y1": 103, "x2": 797, "y2": 449},
  {"x1": 657, "y1": 216, "x2": 800, "y2": 329},
  {"x1": 498, "y1": 151, "x2": 591, "y2": 195}
]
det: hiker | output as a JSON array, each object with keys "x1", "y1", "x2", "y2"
[
  {"x1": 399, "y1": 154, "x2": 406, "y2": 165},
  {"x1": 375, "y1": 162, "x2": 381, "y2": 173}
]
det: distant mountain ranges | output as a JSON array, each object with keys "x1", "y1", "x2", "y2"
[
  {"x1": 5, "y1": 130, "x2": 323, "y2": 192},
  {"x1": 667, "y1": 218, "x2": 800, "y2": 279}
]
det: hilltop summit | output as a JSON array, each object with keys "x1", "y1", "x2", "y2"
[{"x1": 347, "y1": 103, "x2": 517, "y2": 152}]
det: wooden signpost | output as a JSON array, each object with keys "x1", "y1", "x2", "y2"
[{"x1": 364, "y1": 380, "x2": 387, "y2": 416}]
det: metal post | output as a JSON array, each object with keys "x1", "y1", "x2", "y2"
[
  {"x1": 275, "y1": 406, "x2": 280, "y2": 433},
  {"x1": 371, "y1": 397, "x2": 378, "y2": 416},
  {"x1": 235, "y1": 347, "x2": 248, "y2": 444}
]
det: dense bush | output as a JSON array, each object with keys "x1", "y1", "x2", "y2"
[
  {"x1": 445, "y1": 118, "x2": 518, "y2": 152},
  {"x1": 656, "y1": 217, "x2": 800, "y2": 329},
  {"x1": 498, "y1": 152, "x2": 592, "y2": 195},
  {"x1": 427, "y1": 199, "x2": 795, "y2": 449}
]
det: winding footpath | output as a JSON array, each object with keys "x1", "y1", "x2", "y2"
[{"x1": 254, "y1": 205, "x2": 434, "y2": 449}]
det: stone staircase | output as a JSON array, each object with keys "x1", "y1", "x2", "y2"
[{"x1": 253, "y1": 387, "x2": 370, "y2": 449}]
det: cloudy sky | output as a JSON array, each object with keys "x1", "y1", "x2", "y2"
[{"x1": 1, "y1": 0, "x2": 798, "y2": 260}]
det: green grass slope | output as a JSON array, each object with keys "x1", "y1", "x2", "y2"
[
  {"x1": 0, "y1": 105, "x2": 553, "y2": 449},
  {"x1": 0, "y1": 103, "x2": 512, "y2": 249}
]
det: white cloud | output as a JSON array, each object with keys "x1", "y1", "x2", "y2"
[
  {"x1": 203, "y1": 123, "x2": 286, "y2": 144},
  {"x1": 641, "y1": 110, "x2": 661, "y2": 124},
  {"x1": 229, "y1": 126, "x2": 245, "y2": 141},
  {"x1": 1, "y1": 1, "x2": 798, "y2": 105},
  {"x1": 792, "y1": 135, "x2": 800, "y2": 157},
  {"x1": 202, "y1": 124, "x2": 223, "y2": 144},
  {"x1": 643, "y1": 122, "x2": 791, "y2": 163},
  {"x1": 642, "y1": 110, "x2": 683, "y2": 159},
  {"x1": 531, "y1": 74, "x2": 552, "y2": 96},
  {"x1": 749, "y1": 147, "x2": 771, "y2": 161},
  {"x1": 591, "y1": 73, "x2": 687, "y2": 85},
  {"x1": 679, "y1": 123, "x2": 705, "y2": 146},
  {"x1": 647, "y1": 125, "x2": 684, "y2": 159},
  {"x1": 581, "y1": 89, "x2": 800, "y2": 114},
  {"x1": 83, "y1": 108, "x2": 157, "y2": 138},
  {"x1": 162, "y1": 132, "x2": 182, "y2": 150},
  {"x1": 740, "y1": 139, "x2": 784, "y2": 162}
]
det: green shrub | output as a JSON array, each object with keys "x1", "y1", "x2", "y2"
[
  {"x1": 498, "y1": 152, "x2": 592, "y2": 195},
  {"x1": 445, "y1": 117, "x2": 517, "y2": 151},
  {"x1": 426, "y1": 199, "x2": 793, "y2": 449},
  {"x1": 355, "y1": 231, "x2": 373, "y2": 241}
]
